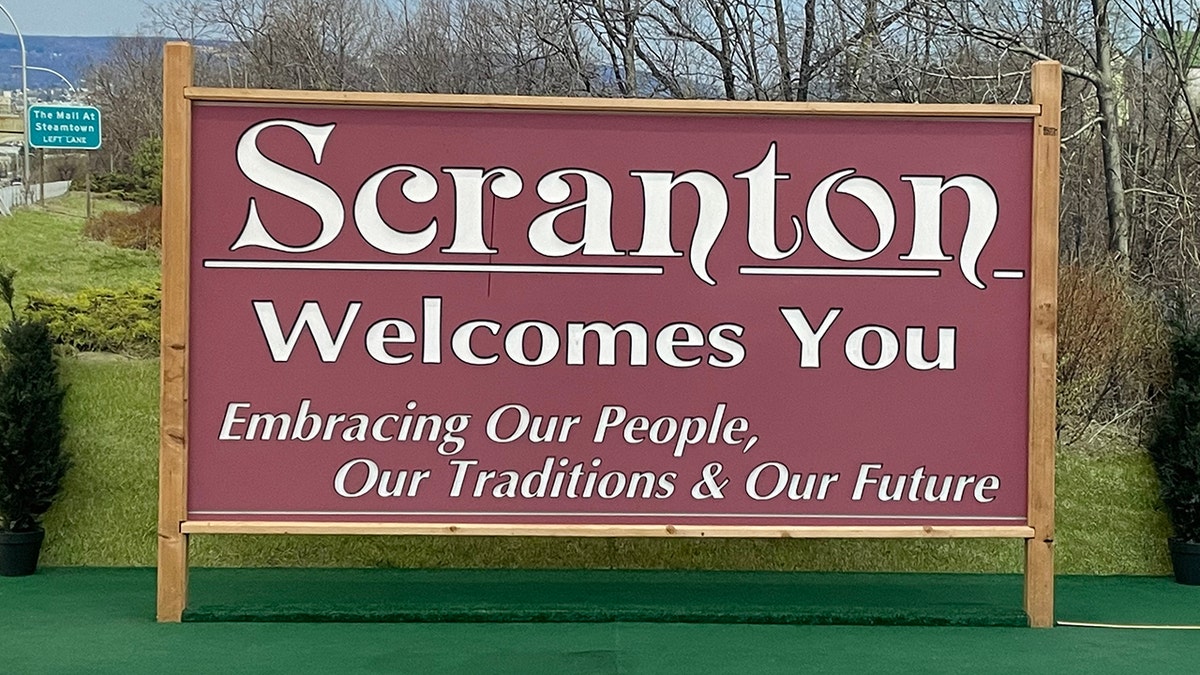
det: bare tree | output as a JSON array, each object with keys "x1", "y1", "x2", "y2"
[
  {"x1": 149, "y1": 0, "x2": 386, "y2": 90},
  {"x1": 86, "y1": 36, "x2": 167, "y2": 171},
  {"x1": 925, "y1": 0, "x2": 1131, "y2": 266},
  {"x1": 78, "y1": 0, "x2": 1200, "y2": 292}
]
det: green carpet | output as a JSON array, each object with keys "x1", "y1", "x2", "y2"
[
  {"x1": 182, "y1": 569, "x2": 1030, "y2": 626},
  {"x1": 3, "y1": 569, "x2": 1200, "y2": 674},
  {"x1": 1056, "y1": 574, "x2": 1200, "y2": 625}
]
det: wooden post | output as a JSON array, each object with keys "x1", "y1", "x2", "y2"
[
  {"x1": 1025, "y1": 60, "x2": 1061, "y2": 628},
  {"x1": 158, "y1": 41, "x2": 193, "y2": 623}
]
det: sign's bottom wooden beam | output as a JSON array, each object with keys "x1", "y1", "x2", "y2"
[{"x1": 181, "y1": 521, "x2": 1034, "y2": 539}]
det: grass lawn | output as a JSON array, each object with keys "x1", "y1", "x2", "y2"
[
  {"x1": 0, "y1": 193, "x2": 157, "y2": 302},
  {"x1": 4, "y1": 192, "x2": 1176, "y2": 573}
]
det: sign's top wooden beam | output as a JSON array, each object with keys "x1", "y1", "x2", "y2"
[{"x1": 185, "y1": 86, "x2": 1042, "y2": 118}]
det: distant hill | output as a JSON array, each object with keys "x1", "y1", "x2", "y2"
[{"x1": 0, "y1": 35, "x2": 116, "y2": 90}]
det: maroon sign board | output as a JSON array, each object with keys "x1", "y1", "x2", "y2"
[{"x1": 158, "y1": 43, "x2": 1060, "y2": 626}]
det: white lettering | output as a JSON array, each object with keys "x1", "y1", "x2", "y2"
[
  {"x1": 231, "y1": 120, "x2": 343, "y2": 253},
  {"x1": 253, "y1": 300, "x2": 361, "y2": 362}
]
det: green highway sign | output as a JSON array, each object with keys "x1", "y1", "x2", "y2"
[{"x1": 28, "y1": 104, "x2": 102, "y2": 150}]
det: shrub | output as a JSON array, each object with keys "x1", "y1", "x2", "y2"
[
  {"x1": 75, "y1": 137, "x2": 162, "y2": 205},
  {"x1": 74, "y1": 172, "x2": 161, "y2": 206},
  {"x1": 83, "y1": 205, "x2": 162, "y2": 250},
  {"x1": 25, "y1": 286, "x2": 161, "y2": 358},
  {"x1": 1148, "y1": 305, "x2": 1200, "y2": 543},
  {"x1": 0, "y1": 268, "x2": 68, "y2": 533},
  {"x1": 1057, "y1": 264, "x2": 1170, "y2": 442}
]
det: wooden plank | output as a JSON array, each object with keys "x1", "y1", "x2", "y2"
[
  {"x1": 182, "y1": 521, "x2": 1034, "y2": 539},
  {"x1": 157, "y1": 41, "x2": 194, "y2": 624},
  {"x1": 185, "y1": 86, "x2": 1041, "y2": 118},
  {"x1": 1025, "y1": 60, "x2": 1062, "y2": 629}
]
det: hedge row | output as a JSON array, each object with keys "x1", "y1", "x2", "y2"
[{"x1": 25, "y1": 285, "x2": 160, "y2": 358}]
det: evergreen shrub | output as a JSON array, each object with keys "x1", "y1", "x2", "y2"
[
  {"x1": 1148, "y1": 305, "x2": 1200, "y2": 543},
  {"x1": 74, "y1": 137, "x2": 163, "y2": 205},
  {"x1": 0, "y1": 267, "x2": 68, "y2": 532}
]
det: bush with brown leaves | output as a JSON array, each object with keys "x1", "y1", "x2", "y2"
[
  {"x1": 1057, "y1": 264, "x2": 1170, "y2": 443},
  {"x1": 83, "y1": 206, "x2": 161, "y2": 251}
]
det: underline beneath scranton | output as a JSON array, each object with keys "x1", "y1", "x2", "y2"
[
  {"x1": 202, "y1": 260, "x2": 1025, "y2": 280},
  {"x1": 741, "y1": 266, "x2": 939, "y2": 277},
  {"x1": 188, "y1": 510, "x2": 1027, "y2": 521},
  {"x1": 204, "y1": 260, "x2": 664, "y2": 274}
]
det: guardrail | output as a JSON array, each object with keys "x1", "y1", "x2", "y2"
[{"x1": 0, "y1": 180, "x2": 71, "y2": 215}]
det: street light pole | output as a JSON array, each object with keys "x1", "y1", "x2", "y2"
[
  {"x1": 10, "y1": 65, "x2": 76, "y2": 95},
  {"x1": 0, "y1": 2, "x2": 28, "y2": 198}
]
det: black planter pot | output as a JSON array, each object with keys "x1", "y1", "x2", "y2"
[
  {"x1": 0, "y1": 528, "x2": 45, "y2": 577},
  {"x1": 1168, "y1": 538, "x2": 1200, "y2": 585}
]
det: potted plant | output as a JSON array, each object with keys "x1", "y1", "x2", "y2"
[
  {"x1": 0, "y1": 266, "x2": 68, "y2": 576},
  {"x1": 1148, "y1": 303, "x2": 1200, "y2": 584}
]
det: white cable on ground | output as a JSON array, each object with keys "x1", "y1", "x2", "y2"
[{"x1": 1058, "y1": 621, "x2": 1200, "y2": 630}]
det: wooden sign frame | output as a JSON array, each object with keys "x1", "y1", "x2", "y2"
[{"x1": 157, "y1": 41, "x2": 1059, "y2": 626}]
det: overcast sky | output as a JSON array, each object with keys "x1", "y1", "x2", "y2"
[{"x1": 0, "y1": 0, "x2": 151, "y2": 37}]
